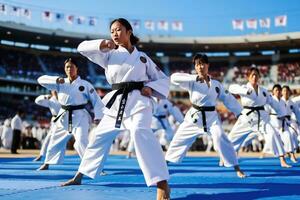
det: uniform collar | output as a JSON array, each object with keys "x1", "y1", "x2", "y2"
[{"x1": 196, "y1": 75, "x2": 210, "y2": 83}]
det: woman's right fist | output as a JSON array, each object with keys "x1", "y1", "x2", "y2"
[{"x1": 100, "y1": 40, "x2": 116, "y2": 52}]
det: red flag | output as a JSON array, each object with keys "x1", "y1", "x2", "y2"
[
  {"x1": 246, "y1": 19, "x2": 257, "y2": 29},
  {"x1": 232, "y1": 19, "x2": 244, "y2": 30}
]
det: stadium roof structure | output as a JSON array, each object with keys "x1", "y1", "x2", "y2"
[{"x1": 1, "y1": 21, "x2": 300, "y2": 53}]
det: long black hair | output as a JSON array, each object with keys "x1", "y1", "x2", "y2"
[{"x1": 110, "y1": 18, "x2": 139, "y2": 45}]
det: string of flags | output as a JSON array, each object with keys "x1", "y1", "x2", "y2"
[
  {"x1": 0, "y1": 3, "x2": 184, "y2": 31},
  {"x1": 232, "y1": 15, "x2": 287, "y2": 30}
]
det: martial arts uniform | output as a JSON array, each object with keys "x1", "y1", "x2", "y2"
[
  {"x1": 0, "y1": 119, "x2": 13, "y2": 149},
  {"x1": 37, "y1": 75, "x2": 104, "y2": 165},
  {"x1": 228, "y1": 83, "x2": 285, "y2": 157},
  {"x1": 152, "y1": 98, "x2": 184, "y2": 143},
  {"x1": 283, "y1": 97, "x2": 300, "y2": 150},
  {"x1": 11, "y1": 114, "x2": 23, "y2": 153},
  {"x1": 265, "y1": 96, "x2": 295, "y2": 154},
  {"x1": 34, "y1": 95, "x2": 61, "y2": 157},
  {"x1": 165, "y1": 73, "x2": 241, "y2": 167},
  {"x1": 76, "y1": 39, "x2": 170, "y2": 186}
]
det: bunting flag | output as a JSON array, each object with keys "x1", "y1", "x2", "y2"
[
  {"x1": 171, "y1": 21, "x2": 183, "y2": 31},
  {"x1": 232, "y1": 19, "x2": 244, "y2": 30},
  {"x1": 259, "y1": 18, "x2": 270, "y2": 28},
  {"x1": 21, "y1": 8, "x2": 31, "y2": 19},
  {"x1": 246, "y1": 19, "x2": 257, "y2": 29},
  {"x1": 88, "y1": 17, "x2": 97, "y2": 26},
  {"x1": 42, "y1": 11, "x2": 53, "y2": 22},
  {"x1": 130, "y1": 19, "x2": 140, "y2": 30},
  {"x1": 275, "y1": 15, "x2": 287, "y2": 27},
  {"x1": 55, "y1": 13, "x2": 64, "y2": 21},
  {"x1": 0, "y1": 3, "x2": 7, "y2": 15},
  {"x1": 66, "y1": 15, "x2": 74, "y2": 24},
  {"x1": 11, "y1": 6, "x2": 20, "y2": 17},
  {"x1": 145, "y1": 20, "x2": 155, "y2": 31},
  {"x1": 76, "y1": 16, "x2": 85, "y2": 25},
  {"x1": 157, "y1": 20, "x2": 168, "y2": 31}
]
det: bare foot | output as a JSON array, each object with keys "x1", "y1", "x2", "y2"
[
  {"x1": 234, "y1": 165, "x2": 246, "y2": 178},
  {"x1": 219, "y1": 159, "x2": 224, "y2": 167},
  {"x1": 290, "y1": 154, "x2": 298, "y2": 163},
  {"x1": 280, "y1": 156, "x2": 292, "y2": 168},
  {"x1": 60, "y1": 179, "x2": 81, "y2": 187},
  {"x1": 157, "y1": 180, "x2": 170, "y2": 200},
  {"x1": 37, "y1": 164, "x2": 49, "y2": 171},
  {"x1": 33, "y1": 155, "x2": 42, "y2": 162}
]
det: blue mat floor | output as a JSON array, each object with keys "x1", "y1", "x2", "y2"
[{"x1": 0, "y1": 155, "x2": 300, "y2": 200}]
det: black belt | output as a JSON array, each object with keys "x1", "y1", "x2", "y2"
[
  {"x1": 53, "y1": 103, "x2": 87, "y2": 133},
  {"x1": 106, "y1": 81, "x2": 144, "y2": 128},
  {"x1": 244, "y1": 106, "x2": 264, "y2": 131},
  {"x1": 280, "y1": 115, "x2": 291, "y2": 132},
  {"x1": 192, "y1": 104, "x2": 215, "y2": 132}
]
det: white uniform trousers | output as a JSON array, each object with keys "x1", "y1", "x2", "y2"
[
  {"x1": 165, "y1": 120, "x2": 238, "y2": 167},
  {"x1": 40, "y1": 132, "x2": 51, "y2": 156},
  {"x1": 78, "y1": 107, "x2": 169, "y2": 186},
  {"x1": 44, "y1": 119, "x2": 89, "y2": 164},
  {"x1": 228, "y1": 120, "x2": 285, "y2": 157},
  {"x1": 278, "y1": 129, "x2": 295, "y2": 153},
  {"x1": 289, "y1": 122, "x2": 300, "y2": 150}
]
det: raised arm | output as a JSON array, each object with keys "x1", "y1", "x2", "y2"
[
  {"x1": 170, "y1": 73, "x2": 196, "y2": 91},
  {"x1": 37, "y1": 75, "x2": 60, "y2": 91},
  {"x1": 86, "y1": 83, "x2": 104, "y2": 120},
  {"x1": 35, "y1": 95, "x2": 51, "y2": 108},
  {"x1": 228, "y1": 84, "x2": 249, "y2": 96},
  {"x1": 144, "y1": 55, "x2": 170, "y2": 99},
  {"x1": 218, "y1": 83, "x2": 242, "y2": 117},
  {"x1": 77, "y1": 39, "x2": 111, "y2": 69}
]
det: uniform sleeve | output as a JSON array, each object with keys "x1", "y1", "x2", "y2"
[
  {"x1": 168, "y1": 104, "x2": 184, "y2": 123},
  {"x1": 266, "y1": 91, "x2": 284, "y2": 117},
  {"x1": 86, "y1": 83, "x2": 104, "y2": 120},
  {"x1": 77, "y1": 39, "x2": 109, "y2": 70},
  {"x1": 144, "y1": 55, "x2": 170, "y2": 99},
  {"x1": 37, "y1": 75, "x2": 60, "y2": 91},
  {"x1": 170, "y1": 73, "x2": 195, "y2": 91},
  {"x1": 228, "y1": 84, "x2": 248, "y2": 95},
  {"x1": 34, "y1": 95, "x2": 51, "y2": 108},
  {"x1": 218, "y1": 83, "x2": 242, "y2": 117},
  {"x1": 291, "y1": 101, "x2": 300, "y2": 122}
]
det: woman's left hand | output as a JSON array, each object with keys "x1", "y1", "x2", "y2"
[{"x1": 141, "y1": 87, "x2": 153, "y2": 97}]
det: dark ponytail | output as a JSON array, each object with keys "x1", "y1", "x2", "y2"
[{"x1": 110, "y1": 18, "x2": 140, "y2": 45}]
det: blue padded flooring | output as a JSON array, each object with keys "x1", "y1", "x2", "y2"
[{"x1": 0, "y1": 155, "x2": 300, "y2": 200}]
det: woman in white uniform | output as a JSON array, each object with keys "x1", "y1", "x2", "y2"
[
  {"x1": 165, "y1": 54, "x2": 246, "y2": 178},
  {"x1": 33, "y1": 91, "x2": 61, "y2": 161},
  {"x1": 227, "y1": 67, "x2": 290, "y2": 168},
  {"x1": 61, "y1": 18, "x2": 170, "y2": 200},
  {"x1": 265, "y1": 84, "x2": 297, "y2": 163},
  {"x1": 0, "y1": 119, "x2": 13, "y2": 149},
  {"x1": 282, "y1": 86, "x2": 300, "y2": 155},
  {"x1": 37, "y1": 58, "x2": 104, "y2": 170},
  {"x1": 152, "y1": 98, "x2": 184, "y2": 147}
]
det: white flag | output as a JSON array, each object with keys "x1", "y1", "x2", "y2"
[
  {"x1": 145, "y1": 20, "x2": 155, "y2": 31},
  {"x1": 22, "y1": 8, "x2": 31, "y2": 19},
  {"x1": 158, "y1": 20, "x2": 168, "y2": 31},
  {"x1": 246, "y1": 19, "x2": 257, "y2": 29},
  {"x1": 0, "y1": 3, "x2": 7, "y2": 15},
  {"x1": 130, "y1": 20, "x2": 140, "y2": 30},
  {"x1": 42, "y1": 11, "x2": 53, "y2": 22},
  {"x1": 275, "y1": 15, "x2": 287, "y2": 27},
  {"x1": 172, "y1": 21, "x2": 183, "y2": 31},
  {"x1": 88, "y1": 17, "x2": 97, "y2": 26},
  {"x1": 11, "y1": 6, "x2": 20, "y2": 17},
  {"x1": 76, "y1": 16, "x2": 85, "y2": 25},
  {"x1": 232, "y1": 19, "x2": 244, "y2": 30},
  {"x1": 259, "y1": 18, "x2": 270, "y2": 28}
]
